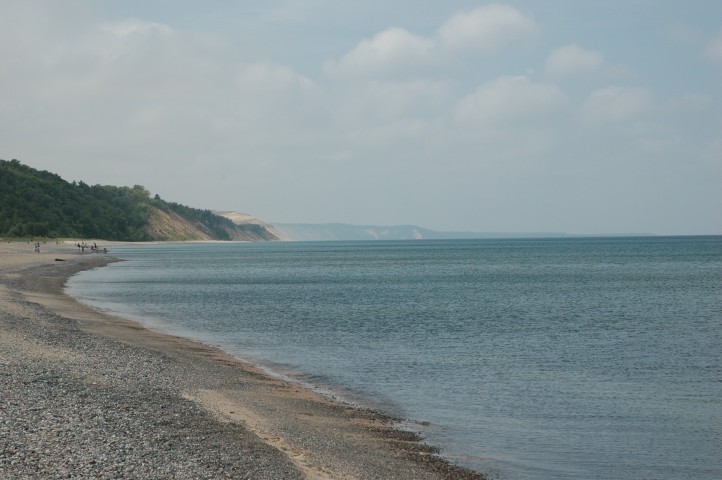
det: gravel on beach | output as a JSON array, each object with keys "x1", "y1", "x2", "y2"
[
  {"x1": 1, "y1": 256, "x2": 302, "y2": 479},
  {"x1": 0, "y1": 244, "x2": 486, "y2": 479}
]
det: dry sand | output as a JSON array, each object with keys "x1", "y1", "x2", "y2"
[{"x1": 0, "y1": 241, "x2": 485, "y2": 479}]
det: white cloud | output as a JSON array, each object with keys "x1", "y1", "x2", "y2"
[
  {"x1": 78, "y1": 19, "x2": 180, "y2": 71},
  {"x1": 454, "y1": 76, "x2": 565, "y2": 126},
  {"x1": 545, "y1": 44, "x2": 604, "y2": 77},
  {"x1": 195, "y1": 60, "x2": 324, "y2": 149},
  {"x1": 324, "y1": 27, "x2": 434, "y2": 78},
  {"x1": 98, "y1": 19, "x2": 173, "y2": 38},
  {"x1": 581, "y1": 87, "x2": 651, "y2": 122},
  {"x1": 437, "y1": 4, "x2": 539, "y2": 52},
  {"x1": 336, "y1": 79, "x2": 448, "y2": 123},
  {"x1": 705, "y1": 31, "x2": 722, "y2": 63},
  {"x1": 237, "y1": 62, "x2": 315, "y2": 91},
  {"x1": 325, "y1": 5, "x2": 538, "y2": 78},
  {"x1": 231, "y1": 62, "x2": 321, "y2": 134}
]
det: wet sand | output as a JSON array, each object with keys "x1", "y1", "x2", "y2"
[{"x1": 0, "y1": 241, "x2": 485, "y2": 479}]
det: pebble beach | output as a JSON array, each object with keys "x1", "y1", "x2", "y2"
[{"x1": 0, "y1": 242, "x2": 485, "y2": 479}]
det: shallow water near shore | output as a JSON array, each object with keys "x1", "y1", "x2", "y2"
[{"x1": 67, "y1": 236, "x2": 722, "y2": 479}]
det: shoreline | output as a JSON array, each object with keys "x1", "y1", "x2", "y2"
[{"x1": 0, "y1": 241, "x2": 485, "y2": 479}]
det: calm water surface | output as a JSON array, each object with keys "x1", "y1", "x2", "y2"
[{"x1": 67, "y1": 237, "x2": 722, "y2": 479}]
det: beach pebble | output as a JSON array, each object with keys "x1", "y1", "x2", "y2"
[{"x1": 0, "y1": 261, "x2": 302, "y2": 479}]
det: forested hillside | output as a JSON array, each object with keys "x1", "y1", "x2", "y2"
[{"x1": 0, "y1": 159, "x2": 278, "y2": 241}]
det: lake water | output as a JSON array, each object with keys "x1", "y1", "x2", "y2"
[{"x1": 66, "y1": 237, "x2": 722, "y2": 479}]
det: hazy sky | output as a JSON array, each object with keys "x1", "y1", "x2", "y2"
[{"x1": 2, "y1": 1, "x2": 721, "y2": 234}]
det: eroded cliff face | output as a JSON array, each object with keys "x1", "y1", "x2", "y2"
[
  {"x1": 145, "y1": 207, "x2": 280, "y2": 241},
  {"x1": 144, "y1": 207, "x2": 212, "y2": 241},
  {"x1": 214, "y1": 211, "x2": 288, "y2": 241}
]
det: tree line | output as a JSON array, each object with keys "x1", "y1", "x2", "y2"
[{"x1": 0, "y1": 159, "x2": 246, "y2": 241}]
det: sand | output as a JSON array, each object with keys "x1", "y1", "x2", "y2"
[{"x1": 0, "y1": 241, "x2": 485, "y2": 479}]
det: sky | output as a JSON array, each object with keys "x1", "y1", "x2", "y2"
[{"x1": 1, "y1": 1, "x2": 721, "y2": 235}]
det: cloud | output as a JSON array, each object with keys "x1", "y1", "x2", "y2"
[
  {"x1": 581, "y1": 87, "x2": 651, "y2": 122},
  {"x1": 335, "y1": 79, "x2": 448, "y2": 123},
  {"x1": 324, "y1": 27, "x2": 434, "y2": 78},
  {"x1": 437, "y1": 4, "x2": 539, "y2": 52},
  {"x1": 705, "y1": 31, "x2": 722, "y2": 63},
  {"x1": 545, "y1": 44, "x2": 604, "y2": 77},
  {"x1": 0, "y1": 8, "x2": 324, "y2": 166},
  {"x1": 237, "y1": 62, "x2": 315, "y2": 91},
  {"x1": 98, "y1": 19, "x2": 173, "y2": 38},
  {"x1": 76, "y1": 19, "x2": 180, "y2": 75},
  {"x1": 454, "y1": 76, "x2": 565, "y2": 126},
  {"x1": 231, "y1": 62, "x2": 321, "y2": 134},
  {"x1": 325, "y1": 4, "x2": 538, "y2": 78}
]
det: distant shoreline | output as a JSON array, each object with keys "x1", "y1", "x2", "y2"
[{"x1": 270, "y1": 222, "x2": 664, "y2": 242}]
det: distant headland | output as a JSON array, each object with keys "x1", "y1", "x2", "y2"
[{"x1": 0, "y1": 159, "x2": 279, "y2": 242}]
